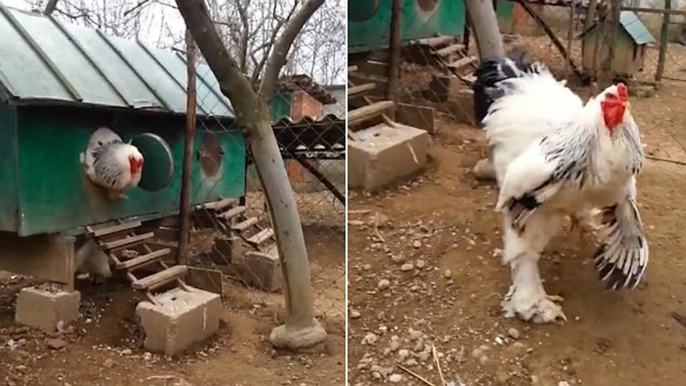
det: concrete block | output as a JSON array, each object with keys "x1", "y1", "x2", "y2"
[
  {"x1": 348, "y1": 123, "x2": 430, "y2": 191},
  {"x1": 136, "y1": 287, "x2": 221, "y2": 356},
  {"x1": 235, "y1": 247, "x2": 283, "y2": 292},
  {"x1": 15, "y1": 286, "x2": 80, "y2": 333}
]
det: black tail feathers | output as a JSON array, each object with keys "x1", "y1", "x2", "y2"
[{"x1": 472, "y1": 51, "x2": 533, "y2": 126}]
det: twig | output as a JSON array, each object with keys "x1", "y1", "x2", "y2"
[
  {"x1": 646, "y1": 155, "x2": 686, "y2": 166},
  {"x1": 373, "y1": 212, "x2": 385, "y2": 243},
  {"x1": 432, "y1": 344, "x2": 447, "y2": 386},
  {"x1": 397, "y1": 364, "x2": 438, "y2": 386},
  {"x1": 348, "y1": 209, "x2": 372, "y2": 215}
]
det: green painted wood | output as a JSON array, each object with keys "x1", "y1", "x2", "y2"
[
  {"x1": 270, "y1": 92, "x2": 291, "y2": 121},
  {"x1": 11, "y1": 105, "x2": 245, "y2": 236},
  {"x1": 0, "y1": 103, "x2": 18, "y2": 231},
  {"x1": 348, "y1": 0, "x2": 466, "y2": 54}
]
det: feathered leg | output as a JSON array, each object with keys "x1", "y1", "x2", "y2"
[{"x1": 501, "y1": 212, "x2": 567, "y2": 324}]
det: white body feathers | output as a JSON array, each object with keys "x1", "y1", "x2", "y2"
[{"x1": 80, "y1": 127, "x2": 144, "y2": 196}]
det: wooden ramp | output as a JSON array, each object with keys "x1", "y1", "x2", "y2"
[
  {"x1": 87, "y1": 220, "x2": 190, "y2": 304},
  {"x1": 414, "y1": 35, "x2": 479, "y2": 86}
]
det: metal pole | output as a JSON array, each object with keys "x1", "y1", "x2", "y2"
[
  {"x1": 179, "y1": 29, "x2": 197, "y2": 265},
  {"x1": 656, "y1": 0, "x2": 672, "y2": 82}
]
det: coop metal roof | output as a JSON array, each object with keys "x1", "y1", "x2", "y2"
[
  {"x1": 619, "y1": 11, "x2": 655, "y2": 45},
  {"x1": 0, "y1": 5, "x2": 234, "y2": 118}
]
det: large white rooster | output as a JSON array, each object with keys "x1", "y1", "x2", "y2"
[
  {"x1": 79, "y1": 127, "x2": 144, "y2": 199},
  {"x1": 474, "y1": 57, "x2": 648, "y2": 324}
]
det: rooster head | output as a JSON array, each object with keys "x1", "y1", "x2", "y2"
[
  {"x1": 599, "y1": 82, "x2": 629, "y2": 132},
  {"x1": 128, "y1": 153, "x2": 144, "y2": 175}
]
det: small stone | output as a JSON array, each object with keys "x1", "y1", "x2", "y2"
[
  {"x1": 398, "y1": 349, "x2": 410, "y2": 359},
  {"x1": 389, "y1": 341, "x2": 400, "y2": 351},
  {"x1": 378, "y1": 279, "x2": 391, "y2": 290},
  {"x1": 362, "y1": 332, "x2": 378, "y2": 345},
  {"x1": 416, "y1": 260, "x2": 426, "y2": 269},
  {"x1": 412, "y1": 240, "x2": 422, "y2": 249},
  {"x1": 508, "y1": 328, "x2": 520, "y2": 340},
  {"x1": 350, "y1": 310, "x2": 361, "y2": 319},
  {"x1": 558, "y1": 382, "x2": 571, "y2": 386},
  {"x1": 143, "y1": 352, "x2": 152, "y2": 361},
  {"x1": 120, "y1": 348, "x2": 132, "y2": 355},
  {"x1": 444, "y1": 269, "x2": 452, "y2": 279},
  {"x1": 46, "y1": 338, "x2": 67, "y2": 350},
  {"x1": 471, "y1": 348, "x2": 482, "y2": 358},
  {"x1": 479, "y1": 355, "x2": 488, "y2": 365},
  {"x1": 389, "y1": 374, "x2": 403, "y2": 383},
  {"x1": 103, "y1": 358, "x2": 115, "y2": 368},
  {"x1": 400, "y1": 263, "x2": 414, "y2": 272}
]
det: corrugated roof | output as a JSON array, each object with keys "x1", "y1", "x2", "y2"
[
  {"x1": 0, "y1": 5, "x2": 234, "y2": 118},
  {"x1": 620, "y1": 11, "x2": 655, "y2": 45}
]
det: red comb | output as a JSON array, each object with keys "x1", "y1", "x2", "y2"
[{"x1": 617, "y1": 83, "x2": 628, "y2": 101}]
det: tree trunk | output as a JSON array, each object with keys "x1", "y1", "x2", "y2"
[
  {"x1": 174, "y1": 0, "x2": 327, "y2": 351},
  {"x1": 464, "y1": 0, "x2": 503, "y2": 182},
  {"x1": 463, "y1": 0, "x2": 504, "y2": 60}
]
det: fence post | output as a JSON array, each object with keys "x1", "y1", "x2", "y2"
[
  {"x1": 179, "y1": 29, "x2": 197, "y2": 265},
  {"x1": 656, "y1": 0, "x2": 672, "y2": 83},
  {"x1": 387, "y1": 0, "x2": 402, "y2": 104}
]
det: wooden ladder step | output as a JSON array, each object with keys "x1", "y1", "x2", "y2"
[
  {"x1": 436, "y1": 43, "x2": 466, "y2": 57},
  {"x1": 348, "y1": 100, "x2": 395, "y2": 126},
  {"x1": 102, "y1": 232, "x2": 154, "y2": 250},
  {"x1": 116, "y1": 248, "x2": 170, "y2": 271},
  {"x1": 88, "y1": 221, "x2": 142, "y2": 238},
  {"x1": 349, "y1": 83, "x2": 376, "y2": 97},
  {"x1": 200, "y1": 198, "x2": 237, "y2": 211},
  {"x1": 131, "y1": 265, "x2": 188, "y2": 291},
  {"x1": 232, "y1": 217, "x2": 259, "y2": 232},
  {"x1": 348, "y1": 65, "x2": 358, "y2": 73},
  {"x1": 448, "y1": 56, "x2": 478, "y2": 70},
  {"x1": 247, "y1": 228, "x2": 274, "y2": 246},
  {"x1": 418, "y1": 35, "x2": 454, "y2": 47},
  {"x1": 218, "y1": 205, "x2": 246, "y2": 220}
]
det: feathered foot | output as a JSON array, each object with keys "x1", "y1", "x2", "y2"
[{"x1": 501, "y1": 258, "x2": 567, "y2": 324}]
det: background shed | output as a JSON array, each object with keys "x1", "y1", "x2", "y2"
[{"x1": 581, "y1": 11, "x2": 656, "y2": 76}]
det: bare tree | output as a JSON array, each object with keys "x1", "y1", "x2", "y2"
[{"x1": 175, "y1": 0, "x2": 328, "y2": 351}]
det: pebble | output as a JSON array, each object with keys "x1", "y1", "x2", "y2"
[
  {"x1": 398, "y1": 349, "x2": 410, "y2": 359},
  {"x1": 412, "y1": 240, "x2": 422, "y2": 249},
  {"x1": 362, "y1": 333, "x2": 378, "y2": 345},
  {"x1": 444, "y1": 269, "x2": 452, "y2": 279},
  {"x1": 389, "y1": 374, "x2": 403, "y2": 383},
  {"x1": 416, "y1": 260, "x2": 426, "y2": 269},
  {"x1": 508, "y1": 328, "x2": 520, "y2": 340},
  {"x1": 377, "y1": 279, "x2": 391, "y2": 290},
  {"x1": 350, "y1": 310, "x2": 361, "y2": 319},
  {"x1": 103, "y1": 358, "x2": 115, "y2": 368},
  {"x1": 400, "y1": 263, "x2": 414, "y2": 272},
  {"x1": 46, "y1": 338, "x2": 67, "y2": 350},
  {"x1": 389, "y1": 341, "x2": 400, "y2": 351},
  {"x1": 558, "y1": 382, "x2": 571, "y2": 386}
]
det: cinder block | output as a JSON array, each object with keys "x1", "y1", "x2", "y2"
[
  {"x1": 209, "y1": 236, "x2": 242, "y2": 265},
  {"x1": 136, "y1": 287, "x2": 221, "y2": 356},
  {"x1": 15, "y1": 286, "x2": 80, "y2": 333},
  {"x1": 348, "y1": 123, "x2": 430, "y2": 191},
  {"x1": 235, "y1": 247, "x2": 283, "y2": 292}
]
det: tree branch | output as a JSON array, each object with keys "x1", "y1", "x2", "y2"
[
  {"x1": 174, "y1": 0, "x2": 260, "y2": 125},
  {"x1": 258, "y1": 0, "x2": 325, "y2": 101},
  {"x1": 43, "y1": 0, "x2": 59, "y2": 16}
]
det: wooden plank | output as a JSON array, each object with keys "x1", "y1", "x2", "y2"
[
  {"x1": 348, "y1": 101, "x2": 395, "y2": 126},
  {"x1": 132, "y1": 265, "x2": 188, "y2": 291},
  {"x1": 232, "y1": 217, "x2": 258, "y2": 232},
  {"x1": 102, "y1": 232, "x2": 154, "y2": 250},
  {"x1": 247, "y1": 228, "x2": 274, "y2": 246},
  {"x1": 349, "y1": 83, "x2": 376, "y2": 97},
  {"x1": 417, "y1": 35, "x2": 454, "y2": 47},
  {"x1": 621, "y1": 6, "x2": 686, "y2": 16},
  {"x1": 116, "y1": 248, "x2": 170, "y2": 271},
  {"x1": 0, "y1": 233, "x2": 75, "y2": 290},
  {"x1": 397, "y1": 103, "x2": 436, "y2": 134},
  {"x1": 348, "y1": 65, "x2": 358, "y2": 73},
  {"x1": 448, "y1": 56, "x2": 478, "y2": 70},
  {"x1": 88, "y1": 221, "x2": 142, "y2": 237},
  {"x1": 199, "y1": 198, "x2": 237, "y2": 211},
  {"x1": 218, "y1": 205, "x2": 246, "y2": 220},
  {"x1": 436, "y1": 43, "x2": 466, "y2": 57}
]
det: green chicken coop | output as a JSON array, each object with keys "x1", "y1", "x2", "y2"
[
  {"x1": 348, "y1": 0, "x2": 467, "y2": 54},
  {"x1": 0, "y1": 6, "x2": 245, "y2": 238}
]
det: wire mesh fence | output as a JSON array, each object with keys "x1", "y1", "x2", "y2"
[{"x1": 183, "y1": 59, "x2": 346, "y2": 333}]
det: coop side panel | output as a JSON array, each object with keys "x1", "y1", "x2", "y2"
[
  {"x1": 348, "y1": 0, "x2": 465, "y2": 54},
  {"x1": 0, "y1": 103, "x2": 18, "y2": 232},
  {"x1": 14, "y1": 107, "x2": 245, "y2": 236}
]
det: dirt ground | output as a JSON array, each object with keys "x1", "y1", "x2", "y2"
[
  {"x1": 0, "y1": 228, "x2": 345, "y2": 386},
  {"x1": 348, "y1": 62, "x2": 686, "y2": 384}
]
